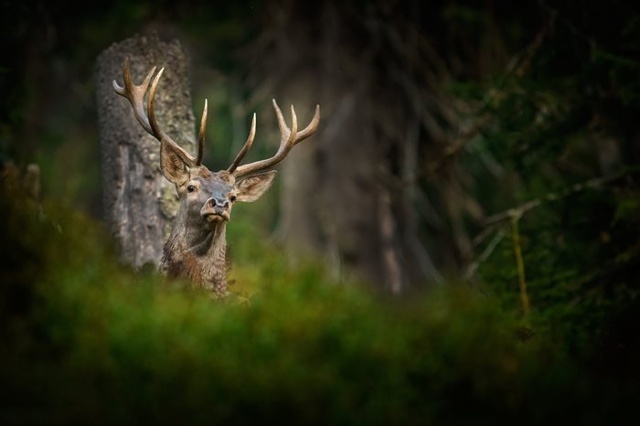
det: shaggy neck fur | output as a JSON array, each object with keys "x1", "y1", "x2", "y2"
[{"x1": 161, "y1": 204, "x2": 229, "y2": 298}]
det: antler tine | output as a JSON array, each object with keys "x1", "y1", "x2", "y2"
[
  {"x1": 273, "y1": 101, "x2": 298, "y2": 146},
  {"x1": 196, "y1": 99, "x2": 208, "y2": 165},
  {"x1": 227, "y1": 113, "x2": 256, "y2": 173},
  {"x1": 273, "y1": 101, "x2": 321, "y2": 146},
  {"x1": 232, "y1": 100, "x2": 320, "y2": 178},
  {"x1": 146, "y1": 65, "x2": 197, "y2": 166},
  {"x1": 113, "y1": 58, "x2": 156, "y2": 134},
  {"x1": 296, "y1": 104, "x2": 321, "y2": 142},
  {"x1": 147, "y1": 67, "x2": 168, "y2": 141}
]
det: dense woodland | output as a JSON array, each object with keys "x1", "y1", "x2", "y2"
[{"x1": 2, "y1": 0, "x2": 640, "y2": 424}]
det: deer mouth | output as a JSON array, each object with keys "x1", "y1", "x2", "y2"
[
  {"x1": 203, "y1": 211, "x2": 229, "y2": 223},
  {"x1": 201, "y1": 202, "x2": 230, "y2": 222}
]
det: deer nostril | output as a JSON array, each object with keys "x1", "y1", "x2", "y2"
[{"x1": 207, "y1": 198, "x2": 229, "y2": 209}]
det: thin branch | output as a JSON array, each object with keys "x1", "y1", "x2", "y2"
[
  {"x1": 464, "y1": 229, "x2": 505, "y2": 281},
  {"x1": 466, "y1": 170, "x2": 630, "y2": 281},
  {"x1": 482, "y1": 171, "x2": 626, "y2": 228},
  {"x1": 511, "y1": 214, "x2": 531, "y2": 318}
]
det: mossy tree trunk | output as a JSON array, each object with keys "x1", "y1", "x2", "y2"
[{"x1": 95, "y1": 33, "x2": 196, "y2": 269}]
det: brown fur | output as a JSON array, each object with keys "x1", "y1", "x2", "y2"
[{"x1": 160, "y1": 165, "x2": 275, "y2": 298}]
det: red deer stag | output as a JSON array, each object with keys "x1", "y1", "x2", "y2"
[{"x1": 113, "y1": 59, "x2": 320, "y2": 298}]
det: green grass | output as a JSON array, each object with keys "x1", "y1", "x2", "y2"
[{"x1": 1, "y1": 188, "x2": 638, "y2": 425}]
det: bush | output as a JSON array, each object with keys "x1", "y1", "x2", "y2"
[{"x1": 1, "y1": 178, "x2": 638, "y2": 425}]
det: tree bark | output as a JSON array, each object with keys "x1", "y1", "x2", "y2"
[{"x1": 95, "y1": 33, "x2": 196, "y2": 269}]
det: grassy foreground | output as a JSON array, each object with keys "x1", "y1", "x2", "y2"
[{"x1": 1, "y1": 188, "x2": 637, "y2": 425}]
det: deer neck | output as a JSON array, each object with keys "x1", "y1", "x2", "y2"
[{"x1": 162, "y1": 217, "x2": 229, "y2": 298}]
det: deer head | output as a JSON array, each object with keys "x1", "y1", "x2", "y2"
[{"x1": 113, "y1": 59, "x2": 320, "y2": 297}]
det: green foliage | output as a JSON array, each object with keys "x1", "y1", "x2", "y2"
[
  {"x1": 2, "y1": 178, "x2": 639, "y2": 425},
  {"x1": 464, "y1": 3, "x2": 640, "y2": 375}
]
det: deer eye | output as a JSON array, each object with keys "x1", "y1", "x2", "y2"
[
  {"x1": 229, "y1": 195, "x2": 237, "y2": 202},
  {"x1": 187, "y1": 185, "x2": 196, "y2": 193}
]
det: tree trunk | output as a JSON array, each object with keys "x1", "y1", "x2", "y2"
[
  {"x1": 244, "y1": 2, "x2": 449, "y2": 293},
  {"x1": 95, "y1": 33, "x2": 196, "y2": 269}
]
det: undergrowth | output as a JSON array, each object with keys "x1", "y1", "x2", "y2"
[{"x1": 1, "y1": 184, "x2": 638, "y2": 425}]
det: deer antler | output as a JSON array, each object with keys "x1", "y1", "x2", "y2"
[
  {"x1": 113, "y1": 58, "x2": 207, "y2": 166},
  {"x1": 228, "y1": 100, "x2": 321, "y2": 177},
  {"x1": 114, "y1": 59, "x2": 320, "y2": 174}
]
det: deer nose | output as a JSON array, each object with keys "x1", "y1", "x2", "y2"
[{"x1": 207, "y1": 197, "x2": 229, "y2": 209}]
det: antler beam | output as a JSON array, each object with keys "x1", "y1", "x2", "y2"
[
  {"x1": 114, "y1": 59, "x2": 320, "y2": 176},
  {"x1": 229, "y1": 100, "x2": 321, "y2": 177},
  {"x1": 113, "y1": 58, "x2": 207, "y2": 166}
]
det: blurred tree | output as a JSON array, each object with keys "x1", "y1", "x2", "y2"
[{"x1": 242, "y1": 1, "x2": 452, "y2": 293}]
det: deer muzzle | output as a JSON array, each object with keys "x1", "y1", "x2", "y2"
[{"x1": 201, "y1": 197, "x2": 230, "y2": 222}]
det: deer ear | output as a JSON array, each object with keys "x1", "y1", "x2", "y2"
[
  {"x1": 235, "y1": 170, "x2": 277, "y2": 202},
  {"x1": 160, "y1": 140, "x2": 191, "y2": 186}
]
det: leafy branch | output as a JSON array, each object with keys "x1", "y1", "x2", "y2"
[{"x1": 465, "y1": 170, "x2": 631, "y2": 282}]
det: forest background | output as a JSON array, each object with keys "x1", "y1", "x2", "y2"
[{"x1": 1, "y1": 0, "x2": 640, "y2": 424}]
